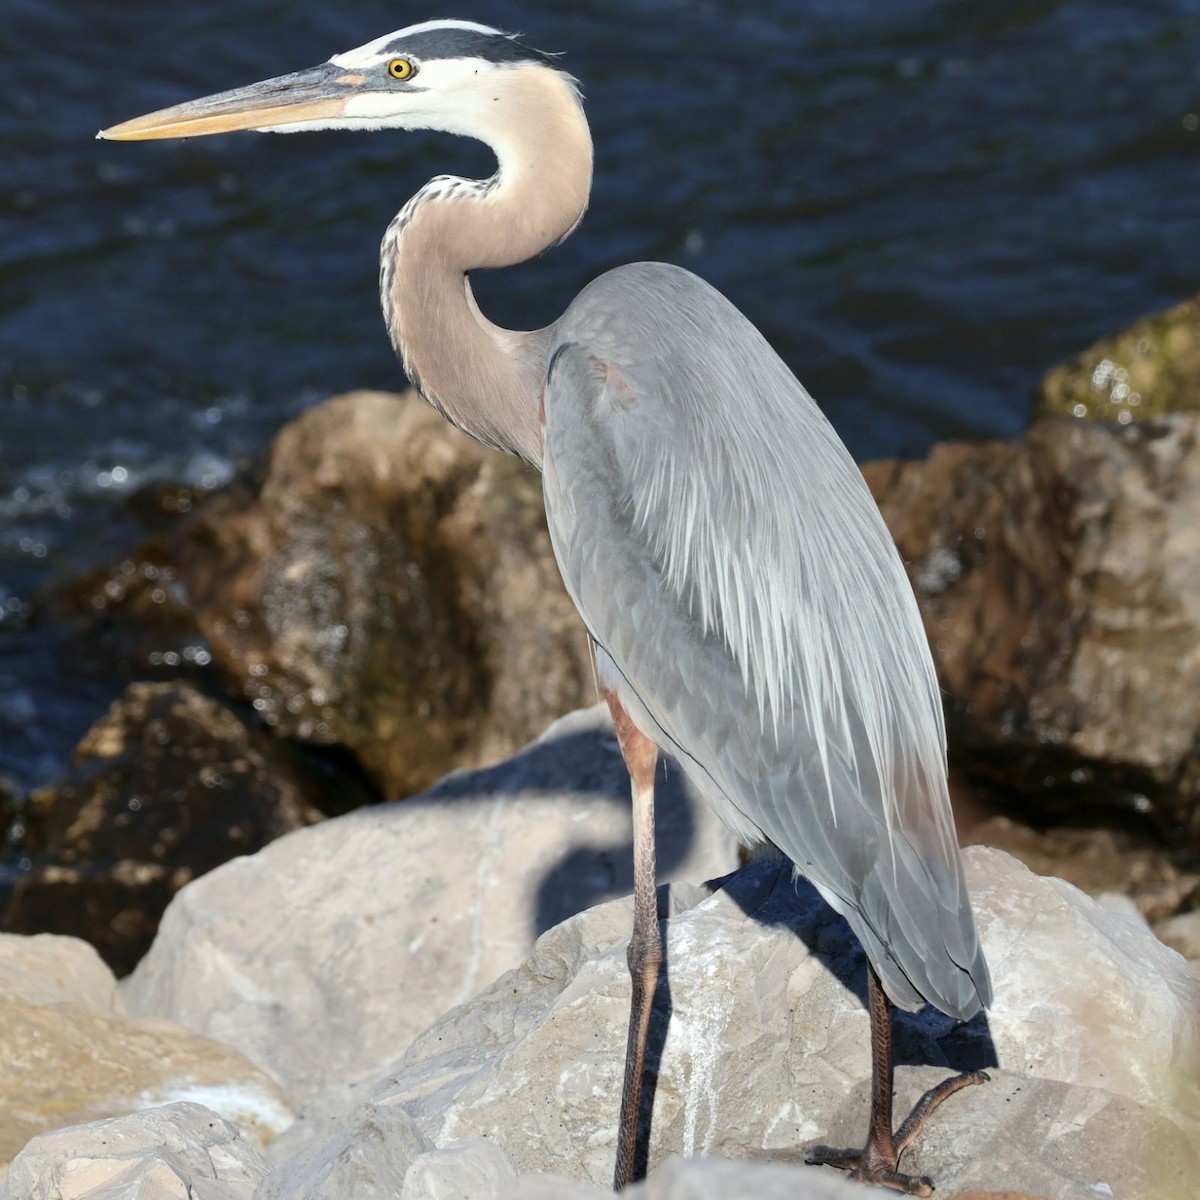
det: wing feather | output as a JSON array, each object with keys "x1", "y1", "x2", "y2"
[{"x1": 542, "y1": 261, "x2": 990, "y2": 1018}]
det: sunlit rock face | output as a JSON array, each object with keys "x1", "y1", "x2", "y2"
[
  {"x1": 263, "y1": 848, "x2": 1199, "y2": 1200},
  {"x1": 0, "y1": 935, "x2": 291, "y2": 1175},
  {"x1": 120, "y1": 704, "x2": 741, "y2": 1102},
  {"x1": 8, "y1": 846, "x2": 1194, "y2": 1198}
]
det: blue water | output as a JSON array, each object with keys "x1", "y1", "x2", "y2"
[{"x1": 2, "y1": 0, "x2": 1200, "y2": 790}]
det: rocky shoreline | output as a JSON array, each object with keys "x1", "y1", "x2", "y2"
[
  {"x1": 1, "y1": 733, "x2": 1197, "y2": 1197},
  {"x1": 2, "y1": 297, "x2": 1200, "y2": 1196}
]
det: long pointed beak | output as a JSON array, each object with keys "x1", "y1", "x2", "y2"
[{"x1": 97, "y1": 63, "x2": 365, "y2": 141}]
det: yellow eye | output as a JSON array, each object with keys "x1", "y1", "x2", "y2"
[{"x1": 388, "y1": 58, "x2": 415, "y2": 80}]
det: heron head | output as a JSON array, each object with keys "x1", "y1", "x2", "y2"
[{"x1": 98, "y1": 20, "x2": 577, "y2": 143}]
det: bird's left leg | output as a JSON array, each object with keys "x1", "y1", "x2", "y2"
[
  {"x1": 605, "y1": 689, "x2": 660, "y2": 1192},
  {"x1": 805, "y1": 962, "x2": 988, "y2": 1196}
]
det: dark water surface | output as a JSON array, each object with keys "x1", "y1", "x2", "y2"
[{"x1": 2, "y1": 0, "x2": 1199, "y2": 788}]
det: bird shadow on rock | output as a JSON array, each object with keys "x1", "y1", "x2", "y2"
[
  {"x1": 629, "y1": 860, "x2": 997, "y2": 1184},
  {"x1": 420, "y1": 723, "x2": 701, "y2": 938},
  {"x1": 711, "y1": 858, "x2": 999, "y2": 1076}
]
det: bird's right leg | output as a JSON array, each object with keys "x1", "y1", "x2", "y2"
[
  {"x1": 604, "y1": 689, "x2": 660, "y2": 1192},
  {"x1": 805, "y1": 962, "x2": 988, "y2": 1195}
]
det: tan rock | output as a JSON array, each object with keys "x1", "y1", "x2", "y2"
[
  {"x1": 171, "y1": 389, "x2": 592, "y2": 799},
  {"x1": 0, "y1": 946, "x2": 291, "y2": 1170},
  {"x1": 0, "y1": 932, "x2": 121, "y2": 1013},
  {"x1": 864, "y1": 415, "x2": 1200, "y2": 844}
]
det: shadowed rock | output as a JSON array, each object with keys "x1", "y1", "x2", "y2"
[
  {"x1": 864, "y1": 414, "x2": 1200, "y2": 845},
  {"x1": 0, "y1": 680, "x2": 344, "y2": 974}
]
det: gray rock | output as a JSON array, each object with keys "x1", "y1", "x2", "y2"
[
  {"x1": 254, "y1": 1103, "x2": 432, "y2": 1200},
  {"x1": 500, "y1": 1175, "x2": 608, "y2": 1200},
  {"x1": 0, "y1": 1102, "x2": 268, "y2": 1200},
  {"x1": 614, "y1": 1156, "x2": 898, "y2": 1199},
  {"x1": 498, "y1": 1156, "x2": 874, "y2": 1199},
  {"x1": 278, "y1": 847, "x2": 1198, "y2": 1198},
  {"x1": 819, "y1": 1067, "x2": 1196, "y2": 1200},
  {"x1": 122, "y1": 705, "x2": 739, "y2": 1103},
  {"x1": 1156, "y1": 909, "x2": 1200, "y2": 973},
  {"x1": 1094, "y1": 889, "x2": 1148, "y2": 922},
  {"x1": 400, "y1": 1140, "x2": 518, "y2": 1200}
]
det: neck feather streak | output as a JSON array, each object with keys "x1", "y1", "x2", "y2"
[{"x1": 380, "y1": 66, "x2": 593, "y2": 468}]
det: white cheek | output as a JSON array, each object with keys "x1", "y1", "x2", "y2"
[{"x1": 342, "y1": 92, "x2": 416, "y2": 120}]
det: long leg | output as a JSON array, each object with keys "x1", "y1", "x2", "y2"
[
  {"x1": 805, "y1": 963, "x2": 988, "y2": 1195},
  {"x1": 605, "y1": 690, "x2": 660, "y2": 1192}
]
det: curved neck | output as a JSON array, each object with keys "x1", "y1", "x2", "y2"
[{"x1": 382, "y1": 66, "x2": 593, "y2": 467}]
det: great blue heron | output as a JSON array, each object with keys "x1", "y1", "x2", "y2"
[{"x1": 100, "y1": 20, "x2": 992, "y2": 1195}]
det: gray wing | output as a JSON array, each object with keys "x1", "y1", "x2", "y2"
[{"x1": 542, "y1": 261, "x2": 990, "y2": 1020}]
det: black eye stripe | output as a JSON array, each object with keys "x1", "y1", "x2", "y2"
[{"x1": 379, "y1": 28, "x2": 557, "y2": 67}]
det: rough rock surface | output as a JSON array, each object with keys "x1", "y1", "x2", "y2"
[
  {"x1": 1036, "y1": 294, "x2": 1200, "y2": 422},
  {"x1": 1156, "y1": 909, "x2": 1200, "y2": 973},
  {"x1": 2, "y1": 1110, "x2": 877, "y2": 1200},
  {"x1": 255, "y1": 1102, "x2": 435, "y2": 1199},
  {"x1": 122, "y1": 705, "x2": 740, "y2": 1102},
  {"x1": 1, "y1": 681, "x2": 336, "y2": 975},
  {"x1": 519, "y1": 1156, "x2": 863, "y2": 1199},
  {"x1": 266, "y1": 1127, "x2": 873, "y2": 1200},
  {"x1": 864, "y1": 414, "x2": 1200, "y2": 842},
  {"x1": 279, "y1": 848, "x2": 1198, "y2": 1200},
  {"x1": 966, "y1": 815, "x2": 1199, "y2": 924},
  {"x1": 0, "y1": 1103, "x2": 269, "y2": 1200},
  {"x1": 170, "y1": 389, "x2": 592, "y2": 799},
  {"x1": 0, "y1": 931, "x2": 291, "y2": 1170}
]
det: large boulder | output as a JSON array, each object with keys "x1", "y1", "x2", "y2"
[
  {"x1": 0, "y1": 933, "x2": 290, "y2": 1172},
  {"x1": 1, "y1": 1112, "x2": 872, "y2": 1200},
  {"x1": 1036, "y1": 294, "x2": 1200, "y2": 422},
  {"x1": 864, "y1": 414, "x2": 1200, "y2": 843},
  {"x1": 267, "y1": 849, "x2": 1200, "y2": 1200},
  {"x1": 965, "y1": 815, "x2": 1199, "y2": 926},
  {"x1": 7, "y1": 827, "x2": 1196, "y2": 1197},
  {"x1": 1, "y1": 681, "x2": 338, "y2": 975},
  {"x1": 122, "y1": 705, "x2": 741, "y2": 1102},
  {"x1": 170, "y1": 389, "x2": 592, "y2": 799}
]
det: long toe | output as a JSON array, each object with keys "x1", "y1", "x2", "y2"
[
  {"x1": 848, "y1": 1165, "x2": 934, "y2": 1197},
  {"x1": 804, "y1": 1146, "x2": 861, "y2": 1171}
]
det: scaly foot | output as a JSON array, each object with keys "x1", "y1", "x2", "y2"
[{"x1": 805, "y1": 1069, "x2": 989, "y2": 1195}]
